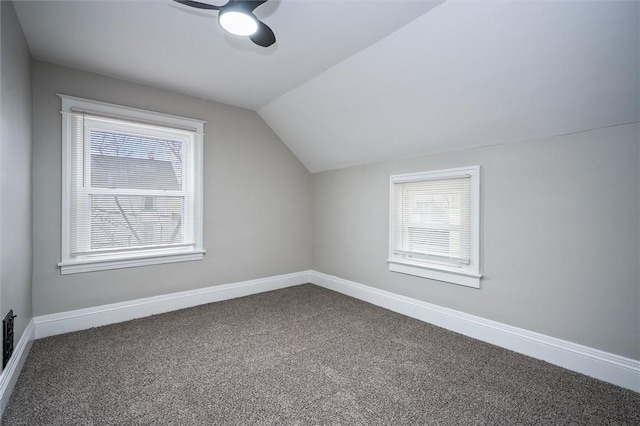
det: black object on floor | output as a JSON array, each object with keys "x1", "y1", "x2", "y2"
[{"x1": 2, "y1": 310, "x2": 16, "y2": 370}]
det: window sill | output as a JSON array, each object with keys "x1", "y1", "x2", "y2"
[
  {"x1": 59, "y1": 250, "x2": 205, "y2": 274},
  {"x1": 387, "y1": 259, "x2": 481, "y2": 288}
]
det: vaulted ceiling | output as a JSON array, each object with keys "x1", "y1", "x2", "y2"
[
  {"x1": 14, "y1": 0, "x2": 442, "y2": 109},
  {"x1": 14, "y1": 0, "x2": 640, "y2": 172}
]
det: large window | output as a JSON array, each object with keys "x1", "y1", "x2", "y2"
[
  {"x1": 388, "y1": 166, "x2": 481, "y2": 288},
  {"x1": 59, "y1": 95, "x2": 205, "y2": 274}
]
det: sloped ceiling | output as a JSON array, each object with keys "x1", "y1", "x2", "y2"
[
  {"x1": 259, "y1": 1, "x2": 640, "y2": 172},
  {"x1": 14, "y1": 1, "x2": 639, "y2": 173},
  {"x1": 13, "y1": 0, "x2": 442, "y2": 110}
]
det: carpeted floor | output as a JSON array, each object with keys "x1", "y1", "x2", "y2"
[{"x1": 2, "y1": 284, "x2": 639, "y2": 425}]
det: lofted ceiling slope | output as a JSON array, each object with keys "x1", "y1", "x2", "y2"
[
  {"x1": 13, "y1": 0, "x2": 442, "y2": 110},
  {"x1": 260, "y1": 0, "x2": 640, "y2": 172},
  {"x1": 14, "y1": 1, "x2": 640, "y2": 173}
]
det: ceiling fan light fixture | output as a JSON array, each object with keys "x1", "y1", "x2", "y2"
[
  {"x1": 174, "y1": 0, "x2": 275, "y2": 47},
  {"x1": 218, "y1": 10, "x2": 258, "y2": 37}
]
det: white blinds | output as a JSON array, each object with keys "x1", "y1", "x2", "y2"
[
  {"x1": 68, "y1": 113, "x2": 195, "y2": 256},
  {"x1": 393, "y1": 176, "x2": 471, "y2": 264}
]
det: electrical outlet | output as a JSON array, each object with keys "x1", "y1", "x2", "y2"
[{"x1": 3, "y1": 310, "x2": 16, "y2": 369}]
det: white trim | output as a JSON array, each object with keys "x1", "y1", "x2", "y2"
[
  {"x1": 59, "y1": 251, "x2": 205, "y2": 275},
  {"x1": 387, "y1": 260, "x2": 481, "y2": 288},
  {"x1": 57, "y1": 94, "x2": 206, "y2": 133},
  {"x1": 34, "y1": 271, "x2": 312, "y2": 338},
  {"x1": 390, "y1": 166, "x2": 475, "y2": 183},
  {"x1": 0, "y1": 320, "x2": 35, "y2": 417},
  {"x1": 309, "y1": 271, "x2": 640, "y2": 392}
]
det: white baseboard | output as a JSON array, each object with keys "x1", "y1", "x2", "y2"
[
  {"x1": 310, "y1": 270, "x2": 640, "y2": 392},
  {"x1": 34, "y1": 270, "x2": 312, "y2": 339},
  {"x1": 25, "y1": 269, "x2": 640, "y2": 394},
  {"x1": 0, "y1": 320, "x2": 35, "y2": 417}
]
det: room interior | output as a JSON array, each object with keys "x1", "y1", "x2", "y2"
[{"x1": 0, "y1": 0, "x2": 638, "y2": 423}]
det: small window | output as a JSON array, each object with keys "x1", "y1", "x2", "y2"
[
  {"x1": 388, "y1": 166, "x2": 481, "y2": 288},
  {"x1": 58, "y1": 95, "x2": 205, "y2": 274}
]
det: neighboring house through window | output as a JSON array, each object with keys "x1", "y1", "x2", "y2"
[
  {"x1": 59, "y1": 95, "x2": 205, "y2": 274},
  {"x1": 388, "y1": 166, "x2": 481, "y2": 288}
]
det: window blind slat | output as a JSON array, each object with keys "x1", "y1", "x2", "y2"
[{"x1": 393, "y1": 176, "x2": 471, "y2": 264}]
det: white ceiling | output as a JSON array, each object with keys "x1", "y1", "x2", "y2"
[
  {"x1": 13, "y1": 0, "x2": 640, "y2": 173},
  {"x1": 13, "y1": 0, "x2": 442, "y2": 110},
  {"x1": 260, "y1": 0, "x2": 640, "y2": 172}
]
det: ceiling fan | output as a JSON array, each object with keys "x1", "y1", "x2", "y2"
[{"x1": 174, "y1": 0, "x2": 276, "y2": 47}]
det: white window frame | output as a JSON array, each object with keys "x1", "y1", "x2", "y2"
[
  {"x1": 388, "y1": 166, "x2": 482, "y2": 288},
  {"x1": 58, "y1": 95, "x2": 206, "y2": 274}
]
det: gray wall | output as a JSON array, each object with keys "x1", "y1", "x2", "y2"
[
  {"x1": 32, "y1": 61, "x2": 312, "y2": 316},
  {"x1": 312, "y1": 123, "x2": 640, "y2": 360},
  {"x1": 0, "y1": 1, "x2": 33, "y2": 343},
  {"x1": 13, "y1": 14, "x2": 640, "y2": 364}
]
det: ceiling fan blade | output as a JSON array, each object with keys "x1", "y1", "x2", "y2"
[
  {"x1": 242, "y1": 1, "x2": 268, "y2": 12},
  {"x1": 249, "y1": 20, "x2": 276, "y2": 47},
  {"x1": 173, "y1": 0, "x2": 222, "y2": 10},
  {"x1": 223, "y1": 0, "x2": 267, "y2": 12}
]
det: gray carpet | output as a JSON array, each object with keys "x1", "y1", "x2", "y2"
[{"x1": 2, "y1": 284, "x2": 639, "y2": 425}]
